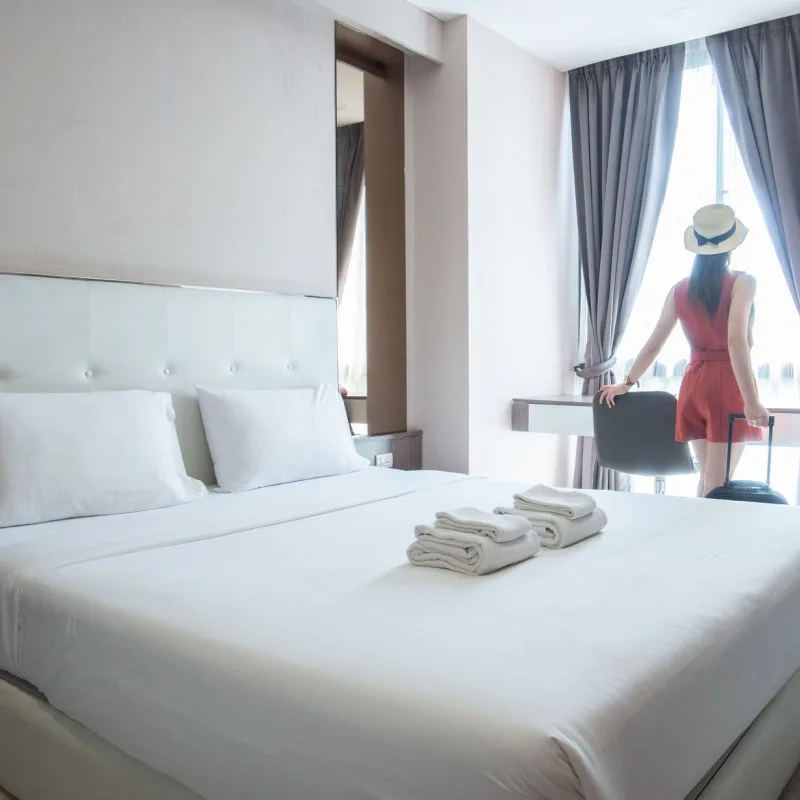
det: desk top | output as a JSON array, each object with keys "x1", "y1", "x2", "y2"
[
  {"x1": 513, "y1": 395, "x2": 800, "y2": 414},
  {"x1": 513, "y1": 395, "x2": 593, "y2": 407}
]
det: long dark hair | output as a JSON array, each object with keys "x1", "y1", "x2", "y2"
[{"x1": 688, "y1": 253, "x2": 731, "y2": 317}]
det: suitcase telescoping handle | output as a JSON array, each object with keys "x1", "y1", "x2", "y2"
[{"x1": 725, "y1": 413, "x2": 775, "y2": 486}]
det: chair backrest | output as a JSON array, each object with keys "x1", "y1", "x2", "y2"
[{"x1": 592, "y1": 390, "x2": 696, "y2": 477}]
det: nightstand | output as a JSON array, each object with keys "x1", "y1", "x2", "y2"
[{"x1": 353, "y1": 430, "x2": 422, "y2": 470}]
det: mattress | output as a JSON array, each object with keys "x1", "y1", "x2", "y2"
[{"x1": 2, "y1": 468, "x2": 800, "y2": 800}]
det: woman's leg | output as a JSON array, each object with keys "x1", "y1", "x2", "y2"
[
  {"x1": 692, "y1": 440, "x2": 708, "y2": 497},
  {"x1": 702, "y1": 441, "x2": 746, "y2": 495}
]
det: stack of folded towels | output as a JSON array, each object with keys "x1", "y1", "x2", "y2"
[
  {"x1": 496, "y1": 485, "x2": 606, "y2": 549},
  {"x1": 407, "y1": 508, "x2": 539, "y2": 576}
]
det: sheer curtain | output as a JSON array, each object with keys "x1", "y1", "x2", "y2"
[
  {"x1": 618, "y1": 51, "x2": 800, "y2": 499},
  {"x1": 337, "y1": 187, "x2": 367, "y2": 397}
]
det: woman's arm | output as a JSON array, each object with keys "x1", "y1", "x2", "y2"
[
  {"x1": 728, "y1": 274, "x2": 769, "y2": 426},
  {"x1": 598, "y1": 288, "x2": 678, "y2": 406},
  {"x1": 625, "y1": 287, "x2": 679, "y2": 385}
]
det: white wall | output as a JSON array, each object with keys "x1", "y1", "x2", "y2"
[
  {"x1": 297, "y1": 0, "x2": 442, "y2": 62},
  {"x1": 0, "y1": 0, "x2": 336, "y2": 297},
  {"x1": 407, "y1": 17, "x2": 576, "y2": 485},
  {"x1": 406, "y1": 19, "x2": 471, "y2": 473},
  {"x1": 466, "y1": 20, "x2": 574, "y2": 485}
]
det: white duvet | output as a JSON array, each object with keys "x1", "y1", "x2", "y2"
[{"x1": 2, "y1": 468, "x2": 800, "y2": 800}]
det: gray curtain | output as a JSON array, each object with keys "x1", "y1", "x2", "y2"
[
  {"x1": 707, "y1": 16, "x2": 800, "y2": 315},
  {"x1": 570, "y1": 44, "x2": 684, "y2": 490},
  {"x1": 336, "y1": 122, "x2": 365, "y2": 298}
]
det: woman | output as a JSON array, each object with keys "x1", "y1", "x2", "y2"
[{"x1": 599, "y1": 204, "x2": 770, "y2": 496}]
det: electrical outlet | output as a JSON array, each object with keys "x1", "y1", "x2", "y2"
[{"x1": 375, "y1": 452, "x2": 394, "y2": 468}]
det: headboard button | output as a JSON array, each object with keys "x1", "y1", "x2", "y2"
[
  {"x1": 163, "y1": 367, "x2": 170, "y2": 376},
  {"x1": 229, "y1": 364, "x2": 237, "y2": 374},
  {"x1": 85, "y1": 369, "x2": 93, "y2": 379}
]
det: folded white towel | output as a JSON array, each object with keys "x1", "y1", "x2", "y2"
[
  {"x1": 513, "y1": 485, "x2": 596, "y2": 520},
  {"x1": 407, "y1": 526, "x2": 540, "y2": 575},
  {"x1": 496, "y1": 507, "x2": 607, "y2": 549},
  {"x1": 434, "y1": 507, "x2": 531, "y2": 543}
]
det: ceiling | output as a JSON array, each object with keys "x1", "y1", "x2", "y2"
[
  {"x1": 336, "y1": 61, "x2": 364, "y2": 126},
  {"x1": 406, "y1": 0, "x2": 799, "y2": 70}
]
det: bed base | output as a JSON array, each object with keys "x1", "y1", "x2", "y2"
[
  {"x1": 0, "y1": 680, "x2": 201, "y2": 800},
  {"x1": 2, "y1": 667, "x2": 800, "y2": 800}
]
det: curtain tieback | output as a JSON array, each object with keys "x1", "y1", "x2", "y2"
[{"x1": 573, "y1": 357, "x2": 616, "y2": 381}]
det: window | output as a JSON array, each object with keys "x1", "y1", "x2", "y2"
[
  {"x1": 618, "y1": 51, "x2": 800, "y2": 500},
  {"x1": 337, "y1": 187, "x2": 367, "y2": 397}
]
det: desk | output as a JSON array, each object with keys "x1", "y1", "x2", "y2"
[{"x1": 512, "y1": 395, "x2": 800, "y2": 445}]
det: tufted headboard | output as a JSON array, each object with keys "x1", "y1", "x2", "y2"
[{"x1": 0, "y1": 273, "x2": 338, "y2": 484}]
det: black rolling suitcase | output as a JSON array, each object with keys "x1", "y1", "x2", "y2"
[{"x1": 706, "y1": 414, "x2": 788, "y2": 504}]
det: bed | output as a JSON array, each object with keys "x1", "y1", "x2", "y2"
[{"x1": 2, "y1": 273, "x2": 800, "y2": 800}]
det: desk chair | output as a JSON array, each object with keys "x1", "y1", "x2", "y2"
[{"x1": 592, "y1": 390, "x2": 696, "y2": 494}]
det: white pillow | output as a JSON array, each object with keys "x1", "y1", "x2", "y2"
[
  {"x1": 0, "y1": 391, "x2": 207, "y2": 527},
  {"x1": 197, "y1": 383, "x2": 368, "y2": 492}
]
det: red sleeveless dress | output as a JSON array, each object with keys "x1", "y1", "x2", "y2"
[{"x1": 674, "y1": 271, "x2": 762, "y2": 444}]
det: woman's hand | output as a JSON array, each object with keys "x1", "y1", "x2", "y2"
[
  {"x1": 744, "y1": 400, "x2": 770, "y2": 427},
  {"x1": 598, "y1": 384, "x2": 630, "y2": 408}
]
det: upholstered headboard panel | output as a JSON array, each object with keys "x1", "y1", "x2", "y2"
[{"x1": 0, "y1": 274, "x2": 338, "y2": 484}]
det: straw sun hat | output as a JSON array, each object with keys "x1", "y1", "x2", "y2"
[{"x1": 684, "y1": 203, "x2": 748, "y2": 255}]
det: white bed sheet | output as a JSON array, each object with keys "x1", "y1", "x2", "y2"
[{"x1": 3, "y1": 469, "x2": 800, "y2": 800}]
